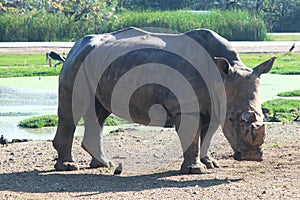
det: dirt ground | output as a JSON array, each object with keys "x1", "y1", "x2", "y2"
[
  {"x1": 0, "y1": 45, "x2": 299, "y2": 199},
  {"x1": 0, "y1": 122, "x2": 299, "y2": 200}
]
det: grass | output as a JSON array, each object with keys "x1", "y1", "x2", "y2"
[
  {"x1": 278, "y1": 89, "x2": 300, "y2": 97},
  {"x1": 114, "y1": 10, "x2": 267, "y2": 41},
  {"x1": 18, "y1": 115, "x2": 128, "y2": 128},
  {"x1": 262, "y1": 99, "x2": 300, "y2": 113},
  {"x1": 239, "y1": 53, "x2": 300, "y2": 74},
  {"x1": 1, "y1": 52, "x2": 300, "y2": 77},
  {"x1": 0, "y1": 54, "x2": 61, "y2": 77},
  {"x1": 0, "y1": 10, "x2": 267, "y2": 42},
  {"x1": 18, "y1": 115, "x2": 58, "y2": 128},
  {"x1": 267, "y1": 33, "x2": 300, "y2": 41},
  {"x1": 0, "y1": 54, "x2": 46, "y2": 66},
  {"x1": 262, "y1": 99, "x2": 300, "y2": 122}
]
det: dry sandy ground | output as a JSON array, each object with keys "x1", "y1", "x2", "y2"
[
  {"x1": 0, "y1": 43, "x2": 299, "y2": 199},
  {"x1": 0, "y1": 122, "x2": 299, "y2": 200}
]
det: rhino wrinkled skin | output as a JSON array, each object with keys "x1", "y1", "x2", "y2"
[{"x1": 52, "y1": 27, "x2": 276, "y2": 174}]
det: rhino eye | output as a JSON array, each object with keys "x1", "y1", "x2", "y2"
[
  {"x1": 241, "y1": 111, "x2": 256, "y2": 122},
  {"x1": 228, "y1": 112, "x2": 235, "y2": 122}
]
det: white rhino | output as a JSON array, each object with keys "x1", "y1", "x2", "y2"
[{"x1": 52, "y1": 27, "x2": 276, "y2": 174}]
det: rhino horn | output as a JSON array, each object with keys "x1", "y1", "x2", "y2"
[
  {"x1": 253, "y1": 56, "x2": 277, "y2": 75},
  {"x1": 246, "y1": 123, "x2": 265, "y2": 147},
  {"x1": 214, "y1": 57, "x2": 235, "y2": 76}
]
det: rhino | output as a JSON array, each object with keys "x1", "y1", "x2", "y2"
[{"x1": 52, "y1": 27, "x2": 276, "y2": 174}]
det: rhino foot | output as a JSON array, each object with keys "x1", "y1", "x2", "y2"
[
  {"x1": 90, "y1": 158, "x2": 114, "y2": 168},
  {"x1": 201, "y1": 156, "x2": 220, "y2": 169},
  {"x1": 54, "y1": 161, "x2": 79, "y2": 171},
  {"x1": 180, "y1": 162, "x2": 207, "y2": 174}
]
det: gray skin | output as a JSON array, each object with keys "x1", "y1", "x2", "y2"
[{"x1": 53, "y1": 27, "x2": 276, "y2": 174}]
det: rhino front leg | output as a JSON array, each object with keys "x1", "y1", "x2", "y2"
[
  {"x1": 200, "y1": 125, "x2": 220, "y2": 169},
  {"x1": 81, "y1": 104, "x2": 113, "y2": 168},
  {"x1": 53, "y1": 108, "x2": 79, "y2": 171},
  {"x1": 175, "y1": 114, "x2": 207, "y2": 174}
]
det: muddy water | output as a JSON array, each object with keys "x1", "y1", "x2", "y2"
[
  {"x1": 0, "y1": 84, "x2": 58, "y2": 141},
  {"x1": 0, "y1": 75, "x2": 299, "y2": 141}
]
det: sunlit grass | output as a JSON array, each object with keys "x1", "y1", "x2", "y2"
[
  {"x1": 267, "y1": 33, "x2": 300, "y2": 41},
  {"x1": 240, "y1": 53, "x2": 300, "y2": 74}
]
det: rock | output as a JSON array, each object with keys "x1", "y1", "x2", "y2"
[
  {"x1": 11, "y1": 139, "x2": 32, "y2": 143},
  {"x1": 109, "y1": 128, "x2": 125, "y2": 134}
]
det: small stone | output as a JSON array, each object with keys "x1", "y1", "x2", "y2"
[
  {"x1": 262, "y1": 190, "x2": 267, "y2": 194},
  {"x1": 193, "y1": 191, "x2": 200, "y2": 195},
  {"x1": 225, "y1": 178, "x2": 231, "y2": 183}
]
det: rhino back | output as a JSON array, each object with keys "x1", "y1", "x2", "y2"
[{"x1": 185, "y1": 29, "x2": 241, "y2": 66}]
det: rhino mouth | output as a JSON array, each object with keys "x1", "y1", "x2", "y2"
[{"x1": 233, "y1": 149, "x2": 263, "y2": 161}]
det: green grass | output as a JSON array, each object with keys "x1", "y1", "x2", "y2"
[
  {"x1": 267, "y1": 33, "x2": 300, "y2": 41},
  {"x1": 18, "y1": 115, "x2": 128, "y2": 128},
  {"x1": 18, "y1": 115, "x2": 58, "y2": 128},
  {"x1": 0, "y1": 10, "x2": 267, "y2": 42},
  {"x1": 0, "y1": 54, "x2": 61, "y2": 77},
  {"x1": 0, "y1": 52, "x2": 299, "y2": 78},
  {"x1": 0, "y1": 54, "x2": 46, "y2": 66},
  {"x1": 278, "y1": 89, "x2": 300, "y2": 97},
  {"x1": 262, "y1": 99, "x2": 300, "y2": 122},
  {"x1": 113, "y1": 10, "x2": 266, "y2": 41},
  {"x1": 240, "y1": 53, "x2": 300, "y2": 75},
  {"x1": 262, "y1": 99, "x2": 300, "y2": 113}
]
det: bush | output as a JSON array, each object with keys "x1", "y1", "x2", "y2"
[
  {"x1": 111, "y1": 10, "x2": 266, "y2": 41},
  {"x1": 0, "y1": 10, "x2": 267, "y2": 41},
  {"x1": 278, "y1": 90, "x2": 300, "y2": 97},
  {"x1": 262, "y1": 99, "x2": 300, "y2": 114},
  {"x1": 19, "y1": 115, "x2": 58, "y2": 128},
  {"x1": 18, "y1": 115, "x2": 128, "y2": 128}
]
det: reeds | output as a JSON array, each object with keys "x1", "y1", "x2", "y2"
[{"x1": 0, "y1": 10, "x2": 267, "y2": 41}]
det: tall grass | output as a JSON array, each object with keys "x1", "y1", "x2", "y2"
[
  {"x1": 112, "y1": 10, "x2": 267, "y2": 41},
  {"x1": 0, "y1": 10, "x2": 266, "y2": 41}
]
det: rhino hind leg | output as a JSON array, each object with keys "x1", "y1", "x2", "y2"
[
  {"x1": 175, "y1": 116, "x2": 207, "y2": 174},
  {"x1": 81, "y1": 103, "x2": 114, "y2": 168},
  {"x1": 179, "y1": 130, "x2": 208, "y2": 174},
  {"x1": 200, "y1": 125, "x2": 220, "y2": 169},
  {"x1": 53, "y1": 109, "x2": 80, "y2": 171}
]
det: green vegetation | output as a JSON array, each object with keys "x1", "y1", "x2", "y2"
[
  {"x1": 262, "y1": 99, "x2": 300, "y2": 113},
  {"x1": 18, "y1": 115, "x2": 58, "y2": 128},
  {"x1": 268, "y1": 33, "x2": 300, "y2": 41},
  {"x1": 240, "y1": 53, "x2": 300, "y2": 75},
  {"x1": 278, "y1": 89, "x2": 300, "y2": 97},
  {"x1": 18, "y1": 115, "x2": 128, "y2": 128},
  {"x1": 105, "y1": 115, "x2": 129, "y2": 126},
  {"x1": 1, "y1": 52, "x2": 299, "y2": 78},
  {"x1": 0, "y1": 10, "x2": 266, "y2": 41},
  {"x1": 262, "y1": 99, "x2": 300, "y2": 122},
  {"x1": 113, "y1": 10, "x2": 266, "y2": 41},
  {"x1": 0, "y1": 54, "x2": 60, "y2": 77}
]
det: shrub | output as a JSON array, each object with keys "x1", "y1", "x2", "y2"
[
  {"x1": 0, "y1": 10, "x2": 267, "y2": 41},
  {"x1": 111, "y1": 10, "x2": 267, "y2": 41},
  {"x1": 18, "y1": 115, "x2": 128, "y2": 128},
  {"x1": 19, "y1": 115, "x2": 58, "y2": 128},
  {"x1": 262, "y1": 99, "x2": 300, "y2": 114}
]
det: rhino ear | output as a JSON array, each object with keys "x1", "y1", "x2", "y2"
[
  {"x1": 253, "y1": 56, "x2": 277, "y2": 75},
  {"x1": 214, "y1": 57, "x2": 234, "y2": 76}
]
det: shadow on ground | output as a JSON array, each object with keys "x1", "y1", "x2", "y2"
[{"x1": 0, "y1": 169, "x2": 243, "y2": 195}]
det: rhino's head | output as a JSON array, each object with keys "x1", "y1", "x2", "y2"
[{"x1": 215, "y1": 56, "x2": 276, "y2": 161}]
